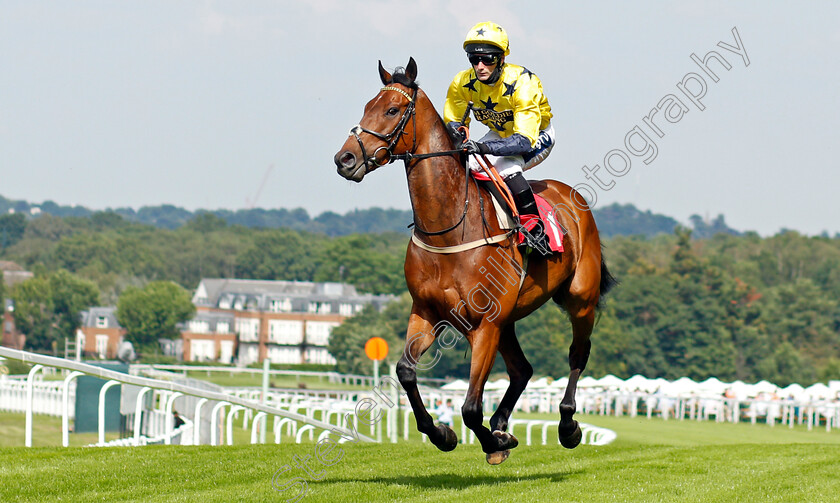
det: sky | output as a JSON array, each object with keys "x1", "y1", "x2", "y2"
[{"x1": 1, "y1": 1, "x2": 839, "y2": 236}]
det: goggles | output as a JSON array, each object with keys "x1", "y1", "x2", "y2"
[{"x1": 468, "y1": 53, "x2": 499, "y2": 66}]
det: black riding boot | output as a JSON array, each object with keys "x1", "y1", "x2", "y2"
[{"x1": 505, "y1": 172, "x2": 552, "y2": 257}]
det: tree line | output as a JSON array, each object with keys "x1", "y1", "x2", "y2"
[
  {"x1": 3, "y1": 193, "x2": 747, "y2": 238},
  {"x1": 2, "y1": 201, "x2": 839, "y2": 385},
  {"x1": 328, "y1": 228, "x2": 840, "y2": 387}
]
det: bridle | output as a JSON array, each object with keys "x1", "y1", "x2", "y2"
[
  {"x1": 347, "y1": 84, "x2": 470, "y2": 236},
  {"x1": 349, "y1": 85, "x2": 418, "y2": 170}
]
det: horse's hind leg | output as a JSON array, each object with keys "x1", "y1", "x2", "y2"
[
  {"x1": 557, "y1": 299, "x2": 596, "y2": 449},
  {"x1": 489, "y1": 323, "x2": 533, "y2": 434},
  {"x1": 396, "y1": 311, "x2": 458, "y2": 452}
]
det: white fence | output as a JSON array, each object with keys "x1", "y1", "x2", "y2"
[
  {"x1": 569, "y1": 389, "x2": 840, "y2": 431},
  {"x1": 0, "y1": 347, "x2": 374, "y2": 447},
  {"x1": 0, "y1": 348, "x2": 621, "y2": 449},
  {"x1": 215, "y1": 386, "x2": 618, "y2": 447},
  {"x1": 0, "y1": 377, "x2": 71, "y2": 417}
]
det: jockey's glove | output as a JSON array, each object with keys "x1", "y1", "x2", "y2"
[
  {"x1": 446, "y1": 121, "x2": 466, "y2": 144},
  {"x1": 461, "y1": 139, "x2": 491, "y2": 155}
]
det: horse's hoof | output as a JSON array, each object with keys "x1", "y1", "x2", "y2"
[
  {"x1": 435, "y1": 424, "x2": 458, "y2": 452},
  {"x1": 559, "y1": 421, "x2": 582, "y2": 449},
  {"x1": 486, "y1": 450, "x2": 510, "y2": 465},
  {"x1": 492, "y1": 429, "x2": 519, "y2": 450}
]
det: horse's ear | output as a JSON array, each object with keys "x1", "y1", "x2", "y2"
[
  {"x1": 378, "y1": 60, "x2": 392, "y2": 85},
  {"x1": 405, "y1": 57, "x2": 417, "y2": 83}
]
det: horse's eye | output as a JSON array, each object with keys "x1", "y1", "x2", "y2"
[{"x1": 386, "y1": 107, "x2": 399, "y2": 117}]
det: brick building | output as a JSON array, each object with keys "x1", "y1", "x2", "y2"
[
  {"x1": 76, "y1": 307, "x2": 127, "y2": 359},
  {"x1": 192, "y1": 279, "x2": 393, "y2": 365},
  {"x1": 181, "y1": 311, "x2": 237, "y2": 363},
  {"x1": 6, "y1": 276, "x2": 393, "y2": 366}
]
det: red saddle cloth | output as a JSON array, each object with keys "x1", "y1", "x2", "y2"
[
  {"x1": 519, "y1": 197, "x2": 564, "y2": 253},
  {"x1": 471, "y1": 171, "x2": 564, "y2": 253}
]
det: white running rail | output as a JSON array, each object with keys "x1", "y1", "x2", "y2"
[{"x1": 0, "y1": 347, "x2": 374, "y2": 447}]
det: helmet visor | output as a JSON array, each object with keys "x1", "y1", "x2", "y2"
[{"x1": 464, "y1": 43, "x2": 504, "y2": 56}]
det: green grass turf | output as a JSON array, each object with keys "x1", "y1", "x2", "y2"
[
  {"x1": 0, "y1": 412, "x2": 120, "y2": 448},
  {"x1": 3, "y1": 411, "x2": 840, "y2": 502}
]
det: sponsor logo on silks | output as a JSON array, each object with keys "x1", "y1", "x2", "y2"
[{"x1": 473, "y1": 108, "x2": 513, "y2": 132}]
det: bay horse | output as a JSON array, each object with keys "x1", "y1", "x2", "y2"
[{"x1": 334, "y1": 58, "x2": 615, "y2": 464}]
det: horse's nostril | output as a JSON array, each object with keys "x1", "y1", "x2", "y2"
[{"x1": 340, "y1": 152, "x2": 356, "y2": 168}]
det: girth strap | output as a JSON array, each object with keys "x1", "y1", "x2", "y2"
[{"x1": 410, "y1": 230, "x2": 514, "y2": 254}]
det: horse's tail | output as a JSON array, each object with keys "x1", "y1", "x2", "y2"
[{"x1": 596, "y1": 245, "x2": 617, "y2": 310}]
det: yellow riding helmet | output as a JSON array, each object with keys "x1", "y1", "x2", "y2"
[{"x1": 463, "y1": 21, "x2": 510, "y2": 56}]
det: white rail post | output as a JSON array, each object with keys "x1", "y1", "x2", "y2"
[
  {"x1": 61, "y1": 371, "x2": 84, "y2": 447},
  {"x1": 133, "y1": 387, "x2": 152, "y2": 445},
  {"x1": 164, "y1": 392, "x2": 183, "y2": 445},
  {"x1": 389, "y1": 363, "x2": 398, "y2": 443},
  {"x1": 262, "y1": 358, "x2": 270, "y2": 403},
  {"x1": 193, "y1": 398, "x2": 208, "y2": 445},
  {"x1": 226, "y1": 405, "x2": 245, "y2": 446},
  {"x1": 210, "y1": 401, "x2": 230, "y2": 446},
  {"x1": 251, "y1": 412, "x2": 267, "y2": 444},
  {"x1": 25, "y1": 364, "x2": 44, "y2": 447},
  {"x1": 98, "y1": 380, "x2": 120, "y2": 445}
]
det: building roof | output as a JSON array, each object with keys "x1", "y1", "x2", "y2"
[
  {"x1": 193, "y1": 278, "x2": 394, "y2": 313},
  {"x1": 0, "y1": 261, "x2": 33, "y2": 288},
  {"x1": 178, "y1": 311, "x2": 235, "y2": 334},
  {"x1": 79, "y1": 307, "x2": 123, "y2": 329},
  {"x1": 0, "y1": 261, "x2": 25, "y2": 272}
]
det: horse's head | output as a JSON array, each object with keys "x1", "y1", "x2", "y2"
[{"x1": 334, "y1": 57, "x2": 419, "y2": 182}]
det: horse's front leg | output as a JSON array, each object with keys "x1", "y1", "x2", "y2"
[
  {"x1": 396, "y1": 311, "x2": 458, "y2": 452},
  {"x1": 462, "y1": 324, "x2": 519, "y2": 464},
  {"x1": 489, "y1": 323, "x2": 533, "y2": 434}
]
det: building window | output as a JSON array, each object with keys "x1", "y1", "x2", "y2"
[
  {"x1": 216, "y1": 322, "x2": 230, "y2": 334},
  {"x1": 308, "y1": 302, "x2": 318, "y2": 313},
  {"x1": 305, "y1": 321, "x2": 339, "y2": 346},
  {"x1": 219, "y1": 340, "x2": 234, "y2": 363},
  {"x1": 191, "y1": 340, "x2": 216, "y2": 362},
  {"x1": 268, "y1": 320, "x2": 304, "y2": 344},
  {"x1": 305, "y1": 347, "x2": 337, "y2": 365},
  {"x1": 235, "y1": 318, "x2": 260, "y2": 342},
  {"x1": 269, "y1": 299, "x2": 293, "y2": 312},
  {"x1": 95, "y1": 335, "x2": 109, "y2": 358},
  {"x1": 188, "y1": 320, "x2": 210, "y2": 334},
  {"x1": 339, "y1": 303, "x2": 353, "y2": 316},
  {"x1": 318, "y1": 302, "x2": 332, "y2": 314},
  {"x1": 267, "y1": 346, "x2": 302, "y2": 365},
  {"x1": 96, "y1": 316, "x2": 108, "y2": 328}
]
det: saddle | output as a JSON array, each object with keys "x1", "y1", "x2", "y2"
[{"x1": 470, "y1": 170, "x2": 565, "y2": 253}]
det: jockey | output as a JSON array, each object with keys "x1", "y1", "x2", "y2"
[{"x1": 444, "y1": 21, "x2": 555, "y2": 257}]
